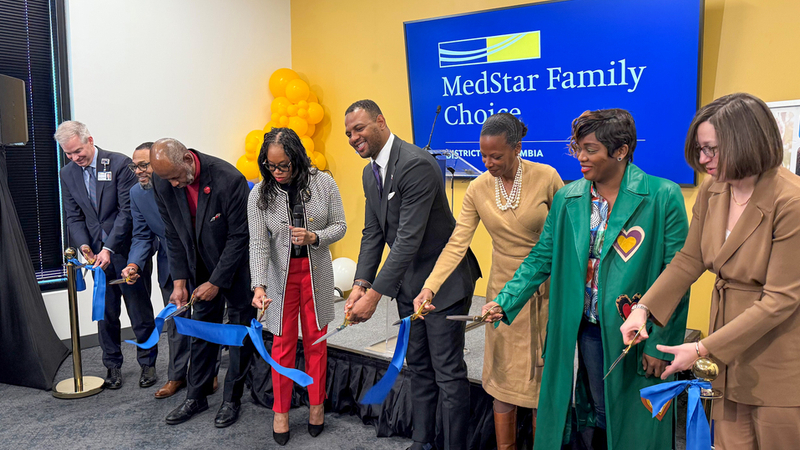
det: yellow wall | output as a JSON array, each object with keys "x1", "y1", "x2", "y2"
[{"x1": 291, "y1": 0, "x2": 800, "y2": 334}]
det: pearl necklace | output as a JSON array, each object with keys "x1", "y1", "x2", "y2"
[{"x1": 495, "y1": 157, "x2": 523, "y2": 211}]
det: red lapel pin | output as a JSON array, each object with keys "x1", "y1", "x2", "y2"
[{"x1": 204, "y1": 186, "x2": 211, "y2": 194}]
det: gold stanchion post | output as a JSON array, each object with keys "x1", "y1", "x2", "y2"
[
  {"x1": 692, "y1": 356, "x2": 723, "y2": 450},
  {"x1": 52, "y1": 248, "x2": 105, "y2": 398}
]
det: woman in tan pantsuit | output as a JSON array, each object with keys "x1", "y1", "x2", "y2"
[
  {"x1": 621, "y1": 93, "x2": 800, "y2": 449},
  {"x1": 413, "y1": 113, "x2": 562, "y2": 449}
]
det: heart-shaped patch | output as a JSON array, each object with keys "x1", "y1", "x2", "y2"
[
  {"x1": 613, "y1": 226, "x2": 645, "y2": 262},
  {"x1": 616, "y1": 293, "x2": 642, "y2": 320}
]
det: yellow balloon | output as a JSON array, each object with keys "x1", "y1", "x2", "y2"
[
  {"x1": 306, "y1": 102, "x2": 324, "y2": 125},
  {"x1": 298, "y1": 108, "x2": 308, "y2": 119},
  {"x1": 264, "y1": 121, "x2": 277, "y2": 134},
  {"x1": 279, "y1": 105, "x2": 287, "y2": 115},
  {"x1": 236, "y1": 155, "x2": 260, "y2": 180},
  {"x1": 285, "y1": 79, "x2": 310, "y2": 103},
  {"x1": 268, "y1": 68, "x2": 299, "y2": 98},
  {"x1": 287, "y1": 104, "x2": 299, "y2": 116},
  {"x1": 298, "y1": 100, "x2": 308, "y2": 109},
  {"x1": 305, "y1": 123, "x2": 316, "y2": 137},
  {"x1": 270, "y1": 112, "x2": 279, "y2": 122},
  {"x1": 245, "y1": 130, "x2": 263, "y2": 154},
  {"x1": 300, "y1": 136, "x2": 315, "y2": 154},
  {"x1": 288, "y1": 116, "x2": 308, "y2": 137},
  {"x1": 245, "y1": 152, "x2": 258, "y2": 162},
  {"x1": 270, "y1": 96, "x2": 291, "y2": 114},
  {"x1": 307, "y1": 92, "x2": 319, "y2": 104},
  {"x1": 279, "y1": 115, "x2": 289, "y2": 126},
  {"x1": 312, "y1": 152, "x2": 327, "y2": 170}
]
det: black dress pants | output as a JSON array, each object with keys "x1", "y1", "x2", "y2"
[{"x1": 399, "y1": 295, "x2": 471, "y2": 450}]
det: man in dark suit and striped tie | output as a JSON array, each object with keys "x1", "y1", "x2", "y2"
[{"x1": 56, "y1": 121, "x2": 158, "y2": 390}]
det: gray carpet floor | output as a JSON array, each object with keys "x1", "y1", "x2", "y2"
[{"x1": 0, "y1": 340, "x2": 411, "y2": 450}]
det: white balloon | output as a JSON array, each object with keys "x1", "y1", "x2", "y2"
[{"x1": 332, "y1": 257, "x2": 357, "y2": 292}]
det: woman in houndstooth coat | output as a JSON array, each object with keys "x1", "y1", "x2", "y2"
[{"x1": 248, "y1": 128, "x2": 346, "y2": 444}]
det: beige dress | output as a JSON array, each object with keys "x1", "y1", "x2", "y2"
[{"x1": 423, "y1": 159, "x2": 562, "y2": 408}]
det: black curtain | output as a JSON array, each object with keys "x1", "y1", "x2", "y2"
[{"x1": 0, "y1": 146, "x2": 69, "y2": 390}]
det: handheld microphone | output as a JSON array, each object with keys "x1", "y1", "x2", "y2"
[
  {"x1": 424, "y1": 105, "x2": 442, "y2": 151},
  {"x1": 292, "y1": 204, "x2": 304, "y2": 257}
]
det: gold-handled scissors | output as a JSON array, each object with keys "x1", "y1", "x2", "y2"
[
  {"x1": 165, "y1": 293, "x2": 197, "y2": 322},
  {"x1": 313, "y1": 314, "x2": 352, "y2": 345},
  {"x1": 392, "y1": 298, "x2": 431, "y2": 325},
  {"x1": 257, "y1": 294, "x2": 268, "y2": 322},
  {"x1": 445, "y1": 305, "x2": 499, "y2": 324},
  {"x1": 108, "y1": 276, "x2": 132, "y2": 285},
  {"x1": 604, "y1": 322, "x2": 647, "y2": 380}
]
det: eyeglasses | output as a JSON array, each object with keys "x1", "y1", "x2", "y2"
[
  {"x1": 265, "y1": 161, "x2": 292, "y2": 173},
  {"x1": 127, "y1": 162, "x2": 151, "y2": 172},
  {"x1": 699, "y1": 145, "x2": 718, "y2": 158}
]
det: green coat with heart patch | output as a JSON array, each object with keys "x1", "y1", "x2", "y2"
[{"x1": 495, "y1": 163, "x2": 690, "y2": 450}]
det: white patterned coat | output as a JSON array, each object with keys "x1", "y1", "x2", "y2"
[{"x1": 247, "y1": 171, "x2": 346, "y2": 335}]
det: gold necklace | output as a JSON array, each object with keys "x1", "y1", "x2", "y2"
[{"x1": 730, "y1": 186, "x2": 751, "y2": 206}]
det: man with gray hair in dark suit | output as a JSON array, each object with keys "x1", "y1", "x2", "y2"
[{"x1": 56, "y1": 120, "x2": 158, "y2": 390}]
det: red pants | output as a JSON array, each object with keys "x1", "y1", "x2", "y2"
[{"x1": 272, "y1": 258, "x2": 327, "y2": 413}]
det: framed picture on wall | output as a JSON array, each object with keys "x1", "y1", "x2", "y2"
[{"x1": 767, "y1": 99, "x2": 800, "y2": 175}]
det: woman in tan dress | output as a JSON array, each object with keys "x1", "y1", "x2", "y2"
[{"x1": 413, "y1": 113, "x2": 562, "y2": 449}]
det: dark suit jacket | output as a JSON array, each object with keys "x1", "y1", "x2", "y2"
[
  {"x1": 129, "y1": 184, "x2": 170, "y2": 288},
  {"x1": 355, "y1": 136, "x2": 480, "y2": 309},
  {"x1": 151, "y1": 150, "x2": 250, "y2": 290},
  {"x1": 60, "y1": 147, "x2": 136, "y2": 255}
]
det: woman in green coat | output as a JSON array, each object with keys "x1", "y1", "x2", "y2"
[{"x1": 483, "y1": 109, "x2": 690, "y2": 450}]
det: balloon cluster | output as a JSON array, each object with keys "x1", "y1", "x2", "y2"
[{"x1": 236, "y1": 68, "x2": 327, "y2": 181}]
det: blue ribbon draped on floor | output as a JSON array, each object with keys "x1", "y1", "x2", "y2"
[
  {"x1": 168, "y1": 314, "x2": 312, "y2": 387},
  {"x1": 68, "y1": 258, "x2": 105, "y2": 321},
  {"x1": 640, "y1": 379, "x2": 712, "y2": 450},
  {"x1": 360, "y1": 316, "x2": 410, "y2": 405},
  {"x1": 124, "y1": 303, "x2": 177, "y2": 349}
]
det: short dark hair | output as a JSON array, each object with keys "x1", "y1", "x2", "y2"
[
  {"x1": 480, "y1": 113, "x2": 528, "y2": 147},
  {"x1": 569, "y1": 109, "x2": 637, "y2": 162},
  {"x1": 135, "y1": 142, "x2": 153, "y2": 151},
  {"x1": 685, "y1": 93, "x2": 783, "y2": 180},
  {"x1": 345, "y1": 99, "x2": 382, "y2": 120},
  {"x1": 256, "y1": 127, "x2": 316, "y2": 209}
]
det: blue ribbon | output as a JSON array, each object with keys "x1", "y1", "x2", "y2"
[
  {"x1": 124, "y1": 303, "x2": 177, "y2": 349},
  {"x1": 173, "y1": 316, "x2": 250, "y2": 346},
  {"x1": 69, "y1": 258, "x2": 105, "y2": 321},
  {"x1": 248, "y1": 319, "x2": 313, "y2": 387},
  {"x1": 640, "y1": 379, "x2": 712, "y2": 450},
  {"x1": 360, "y1": 316, "x2": 411, "y2": 405}
]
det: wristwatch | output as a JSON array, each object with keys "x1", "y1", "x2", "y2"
[{"x1": 352, "y1": 280, "x2": 372, "y2": 290}]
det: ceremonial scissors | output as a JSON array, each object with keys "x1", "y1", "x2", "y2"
[
  {"x1": 392, "y1": 298, "x2": 431, "y2": 326},
  {"x1": 165, "y1": 293, "x2": 197, "y2": 322},
  {"x1": 603, "y1": 322, "x2": 646, "y2": 380},
  {"x1": 108, "y1": 276, "x2": 132, "y2": 285},
  {"x1": 312, "y1": 314, "x2": 352, "y2": 345},
  {"x1": 445, "y1": 305, "x2": 499, "y2": 324}
]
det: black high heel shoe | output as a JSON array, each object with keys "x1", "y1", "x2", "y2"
[
  {"x1": 308, "y1": 422, "x2": 324, "y2": 437},
  {"x1": 273, "y1": 430, "x2": 290, "y2": 446}
]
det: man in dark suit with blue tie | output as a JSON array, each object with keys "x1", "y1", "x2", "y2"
[
  {"x1": 343, "y1": 100, "x2": 481, "y2": 450},
  {"x1": 121, "y1": 142, "x2": 191, "y2": 399},
  {"x1": 55, "y1": 121, "x2": 158, "y2": 390}
]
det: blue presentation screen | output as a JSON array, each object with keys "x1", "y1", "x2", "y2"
[{"x1": 404, "y1": 0, "x2": 701, "y2": 184}]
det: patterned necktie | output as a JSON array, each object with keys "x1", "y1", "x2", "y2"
[
  {"x1": 372, "y1": 162, "x2": 383, "y2": 198},
  {"x1": 86, "y1": 166, "x2": 97, "y2": 209}
]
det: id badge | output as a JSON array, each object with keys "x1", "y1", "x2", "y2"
[{"x1": 98, "y1": 171, "x2": 113, "y2": 181}]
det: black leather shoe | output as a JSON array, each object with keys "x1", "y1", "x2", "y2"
[
  {"x1": 104, "y1": 367, "x2": 122, "y2": 389},
  {"x1": 139, "y1": 365, "x2": 157, "y2": 388},
  {"x1": 308, "y1": 422, "x2": 324, "y2": 437},
  {"x1": 273, "y1": 430, "x2": 290, "y2": 446},
  {"x1": 214, "y1": 400, "x2": 241, "y2": 428},
  {"x1": 165, "y1": 398, "x2": 209, "y2": 425}
]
